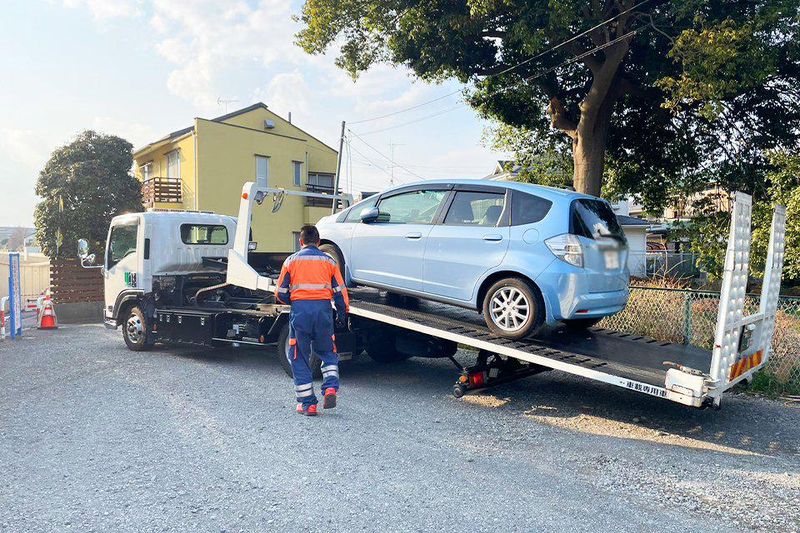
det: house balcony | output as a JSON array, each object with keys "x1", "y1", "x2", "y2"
[
  {"x1": 305, "y1": 183, "x2": 335, "y2": 208},
  {"x1": 142, "y1": 177, "x2": 182, "y2": 207}
]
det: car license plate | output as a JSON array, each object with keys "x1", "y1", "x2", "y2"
[{"x1": 604, "y1": 251, "x2": 620, "y2": 269}]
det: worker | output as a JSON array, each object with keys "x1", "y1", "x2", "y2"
[{"x1": 275, "y1": 225, "x2": 349, "y2": 416}]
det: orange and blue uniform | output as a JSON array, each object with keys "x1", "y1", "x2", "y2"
[{"x1": 275, "y1": 245, "x2": 349, "y2": 408}]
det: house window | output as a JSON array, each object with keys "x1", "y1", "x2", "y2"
[
  {"x1": 256, "y1": 155, "x2": 269, "y2": 187},
  {"x1": 293, "y1": 161, "x2": 303, "y2": 186},
  {"x1": 307, "y1": 172, "x2": 334, "y2": 190},
  {"x1": 141, "y1": 162, "x2": 153, "y2": 182},
  {"x1": 167, "y1": 151, "x2": 180, "y2": 181},
  {"x1": 292, "y1": 231, "x2": 302, "y2": 251}
]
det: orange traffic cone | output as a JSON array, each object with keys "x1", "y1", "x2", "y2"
[{"x1": 38, "y1": 294, "x2": 58, "y2": 330}]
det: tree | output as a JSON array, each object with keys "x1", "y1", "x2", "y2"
[
  {"x1": 6, "y1": 227, "x2": 29, "y2": 251},
  {"x1": 34, "y1": 130, "x2": 142, "y2": 259},
  {"x1": 673, "y1": 150, "x2": 800, "y2": 283},
  {"x1": 297, "y1": 0, "x2": 800, "y2": 201}
]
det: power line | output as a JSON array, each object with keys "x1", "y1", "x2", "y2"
[
  {"x1": 347, "y1": 130, "x2": 427, "y2": 180},
  {"x1": 346, "y1": 0, "x2": 653, "y2": 125},
  {"x1": 350, "y1": 27, "x2": 643, "y2": 137},
  {"x1": 355, "y1": 105, "x2": 463, "y2": 136}
]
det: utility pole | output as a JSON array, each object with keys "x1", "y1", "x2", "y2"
[
  {"x1": 389, "y1": 140, "x2": 404, "y2": 186},
  {"x1": 331, "y1": 120, "x2": 346, "y2": 214}
]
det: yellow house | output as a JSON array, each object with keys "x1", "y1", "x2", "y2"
[{"x1": 133, "y1": 103, "x2": 339, "y2": 252}]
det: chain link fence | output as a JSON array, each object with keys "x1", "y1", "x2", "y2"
[{"x1": 598, "y1": 287, "x2": 800, "y2": 392}]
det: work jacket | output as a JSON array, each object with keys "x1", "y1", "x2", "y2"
[{"x1": 274, "y1": 245, "x2": 349, "y2": 312}]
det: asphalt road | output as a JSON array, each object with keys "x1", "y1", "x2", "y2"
[{"x1": 1, "y1": 325, "x2": 799, "y2": 532}]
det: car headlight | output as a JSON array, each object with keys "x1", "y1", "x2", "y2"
[{"x1": 545, "y1": 234, "x2": 584, "y2": 268}]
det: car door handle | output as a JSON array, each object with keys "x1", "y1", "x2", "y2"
[
  {"x1": 482, "y1": 234, "x2": 503, "y2": 242},
  {"x1": 405, "y1": 232, "x2": 423, "y2": 240}
]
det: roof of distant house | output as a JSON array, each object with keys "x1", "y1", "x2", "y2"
[
  {"x1": 617, "y1": 215, "x2": 651, "y2": 227},
  {"x1": 134, "y1": 102, "x2": 334, "y2": 156}
]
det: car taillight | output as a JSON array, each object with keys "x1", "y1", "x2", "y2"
[{"x1": 545, "y1": 234, "x2": 584, "y2": 268}]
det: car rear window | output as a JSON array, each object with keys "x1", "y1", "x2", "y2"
[
  {"x1": 180, "y1": 224, "x2": 228, "y2": 245},
  {"x1": 511, "y1": 191, "x2": 552, "y2": 225},
  {"x1": 570, "y1": 200, "x2": 625, "y2": 242}
]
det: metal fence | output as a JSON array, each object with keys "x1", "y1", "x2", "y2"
[
  {"x1": 628, "y1": 251, "x2": 702, "y2": 279},
  {"x1": 598, "y1": 287, "x2": 800, "y2": 389}
]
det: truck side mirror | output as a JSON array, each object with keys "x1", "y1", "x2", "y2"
[{"x1": 77, "y1": 239, "x2": 89, "y2": 259}]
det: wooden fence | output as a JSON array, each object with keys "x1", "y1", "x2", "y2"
[{"x1": 50, "y1": 258, "x2": 103, "y2": 304}]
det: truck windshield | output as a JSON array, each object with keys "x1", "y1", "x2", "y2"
[
  {"x1": 108, "y1": 223, "x2": 138, "y2": 268},
  {"x1": 570, "y1": 199, "x2": 626, "y2": 243}
]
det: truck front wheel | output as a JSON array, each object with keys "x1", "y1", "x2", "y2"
[{"x1": 123, "y1": 306, "x2": 154, "y2": 351}]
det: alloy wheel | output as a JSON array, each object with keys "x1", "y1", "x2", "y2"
[{"x1": 489, "y1": 287, "x2": 530, "y2": 332}]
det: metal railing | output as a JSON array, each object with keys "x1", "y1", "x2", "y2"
[
  {"x1": 628, "y1": 251, "x2": 702, "y2": 279},
  {"x1": 598, "y1": 287, "x2": 800, "y2": 389},
  {"x1": 305, "y1": 184, "x2": 334, "y2": 207},
  {"x1": 142, "y1": 177, "x2": 182, "y2": 206}
]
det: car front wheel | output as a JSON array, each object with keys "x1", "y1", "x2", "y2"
[{"x1": 482, "y1": 278, "x2": 544, "y2": 340}]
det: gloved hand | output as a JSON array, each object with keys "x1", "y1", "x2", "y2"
[{"x1": 335, "y1": 311, "x2": 348, "y2": 329}]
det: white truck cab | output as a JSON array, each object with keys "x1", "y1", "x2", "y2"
[{"x1": 102, "y1": 211, "x2": 237, "y2": 326}]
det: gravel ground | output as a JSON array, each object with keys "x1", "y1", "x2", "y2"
[{"x1": 1, "y1": 325, "x2": 799, "y2": 532}]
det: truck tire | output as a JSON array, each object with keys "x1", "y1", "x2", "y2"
[
  {"x1": 562, "y1": 317, "x2": 603, "y2": 331},
  {"x1": 319, "y1": 243, "x2": 345, "y2": 279},
  {"x1": 276, "y1": 324, "x2": 321, "y2": 379},
  {"x1": 482, "y1": 277, "x2": 544, "y2": 340},
  {"x1": 122, "y1": 305, "x2": 155, "y2": 351}
]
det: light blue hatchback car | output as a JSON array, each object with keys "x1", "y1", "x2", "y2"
[{"x1": 316, "y1": 179, "x2": 629, "y2": 339}]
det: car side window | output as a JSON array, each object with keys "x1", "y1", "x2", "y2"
[
  {"x1": 377, "y1": 190, "x2": 448, "y2": 224},
  {"x1": 511, "y1": 191, "x2": 553, "y2": 225},
  {"x1": 443, "y1": 191, "x2": 506, "y2": 226},
  {"x1": 108, "y1": 223, "x2": 138, "y2": 268},
  {"x1": 344, "y1": 196, "x2": 379, "y2": 223}
]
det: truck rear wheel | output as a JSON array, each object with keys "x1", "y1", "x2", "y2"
[
  {"x1": 277, "y1": 324, "x2": 321, "y2": 379},
  {"x1": 365, "y1": 330, "x2": 410, "y2": 363},
  {"x1": 123, "y1": 306, "x2": 154, "y2": 351}
]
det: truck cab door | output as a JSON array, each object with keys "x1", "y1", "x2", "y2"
[{"x1": 104, "y1": 221, "x2": 140, "y2": 321}]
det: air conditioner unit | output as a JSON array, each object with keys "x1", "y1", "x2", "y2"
[{"x1": 264, "y1": 120, "x2": 275, "y2": 129}]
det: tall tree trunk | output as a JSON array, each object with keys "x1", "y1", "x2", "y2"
[
  {"x1": 546, "y1": 16, "x2": 633, "y2": 197},
  {"x1": 572, "y1": 124, "x2": 607, "y2": 197}
]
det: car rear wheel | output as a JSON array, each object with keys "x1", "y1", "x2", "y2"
[
  {"x1": 319, "y1": 243, "x2": 345, "y2": 278},
  {"x1": 122, "y1": 305, "x2": 154, "y2": 351},
  {"x1": 482, "y1": 278, "x2": 543, "y2": 340}
]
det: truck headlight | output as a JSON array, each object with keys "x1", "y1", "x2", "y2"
[{"x1": 545, "y1": 234, "x2": 584, "y2": 268}]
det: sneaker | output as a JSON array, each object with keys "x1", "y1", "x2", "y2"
[
  {"x1": 323, "y1": 388, "x2": 337, "y2": 409},
  {"x1": 296, "y1": 403, "x2": 318, "y2": 416}
]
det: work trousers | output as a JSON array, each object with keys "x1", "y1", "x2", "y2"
[{"x1": 288, "y1": 299, "x2": 340, "y2": 407}]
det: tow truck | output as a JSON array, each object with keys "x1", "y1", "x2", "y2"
[{"x1": 81, "y1": 181, "x2": 786, "y2": 409}]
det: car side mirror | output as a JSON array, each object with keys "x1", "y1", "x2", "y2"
[
  {"x1": 77, "y1": 238, "x2": 89, "y2": 259},
  {"x1": 360, "y1": 207, "x2": 381, "y2": 223}
]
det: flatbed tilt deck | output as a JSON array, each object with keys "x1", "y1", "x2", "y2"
[{"x1": 99, "y1": 183, "x2": 785, "y2": 410}]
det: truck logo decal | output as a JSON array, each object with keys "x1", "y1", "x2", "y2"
[{"x1": 124, "y1": 272, "x2": 137, "y2": 287}]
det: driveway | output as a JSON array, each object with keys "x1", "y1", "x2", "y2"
[{"x1": 1, "y1": 325, "x2": 798, "y2": 532}]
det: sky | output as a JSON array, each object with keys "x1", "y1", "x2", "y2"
[{"x1": 0, "y1": 0, "x2": 506, "y2": 227}]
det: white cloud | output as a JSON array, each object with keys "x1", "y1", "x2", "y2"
[
  {"x1": 254, "y1": 71, "x2": 312, "y2": 121},
  {"x1": 90, "y1": 117, "x2": 159, "y2": 149},
  {"x1": 148, "y1": 0, "x2": 303, "y2": 109},
  {"x1": 62, "y1": 0, "x2": 141, "y2": 20},
  {"x1": 0, "y1": 129, "x2": 48, "y2": 172}
]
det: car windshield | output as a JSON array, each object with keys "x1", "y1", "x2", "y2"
[{"x1": 570, "y1": 199, "x2": 626, "y2": 243}]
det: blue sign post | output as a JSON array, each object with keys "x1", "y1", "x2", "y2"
[{"x1": 8, "y1": 252, "x2": 22, "y2": 339}]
